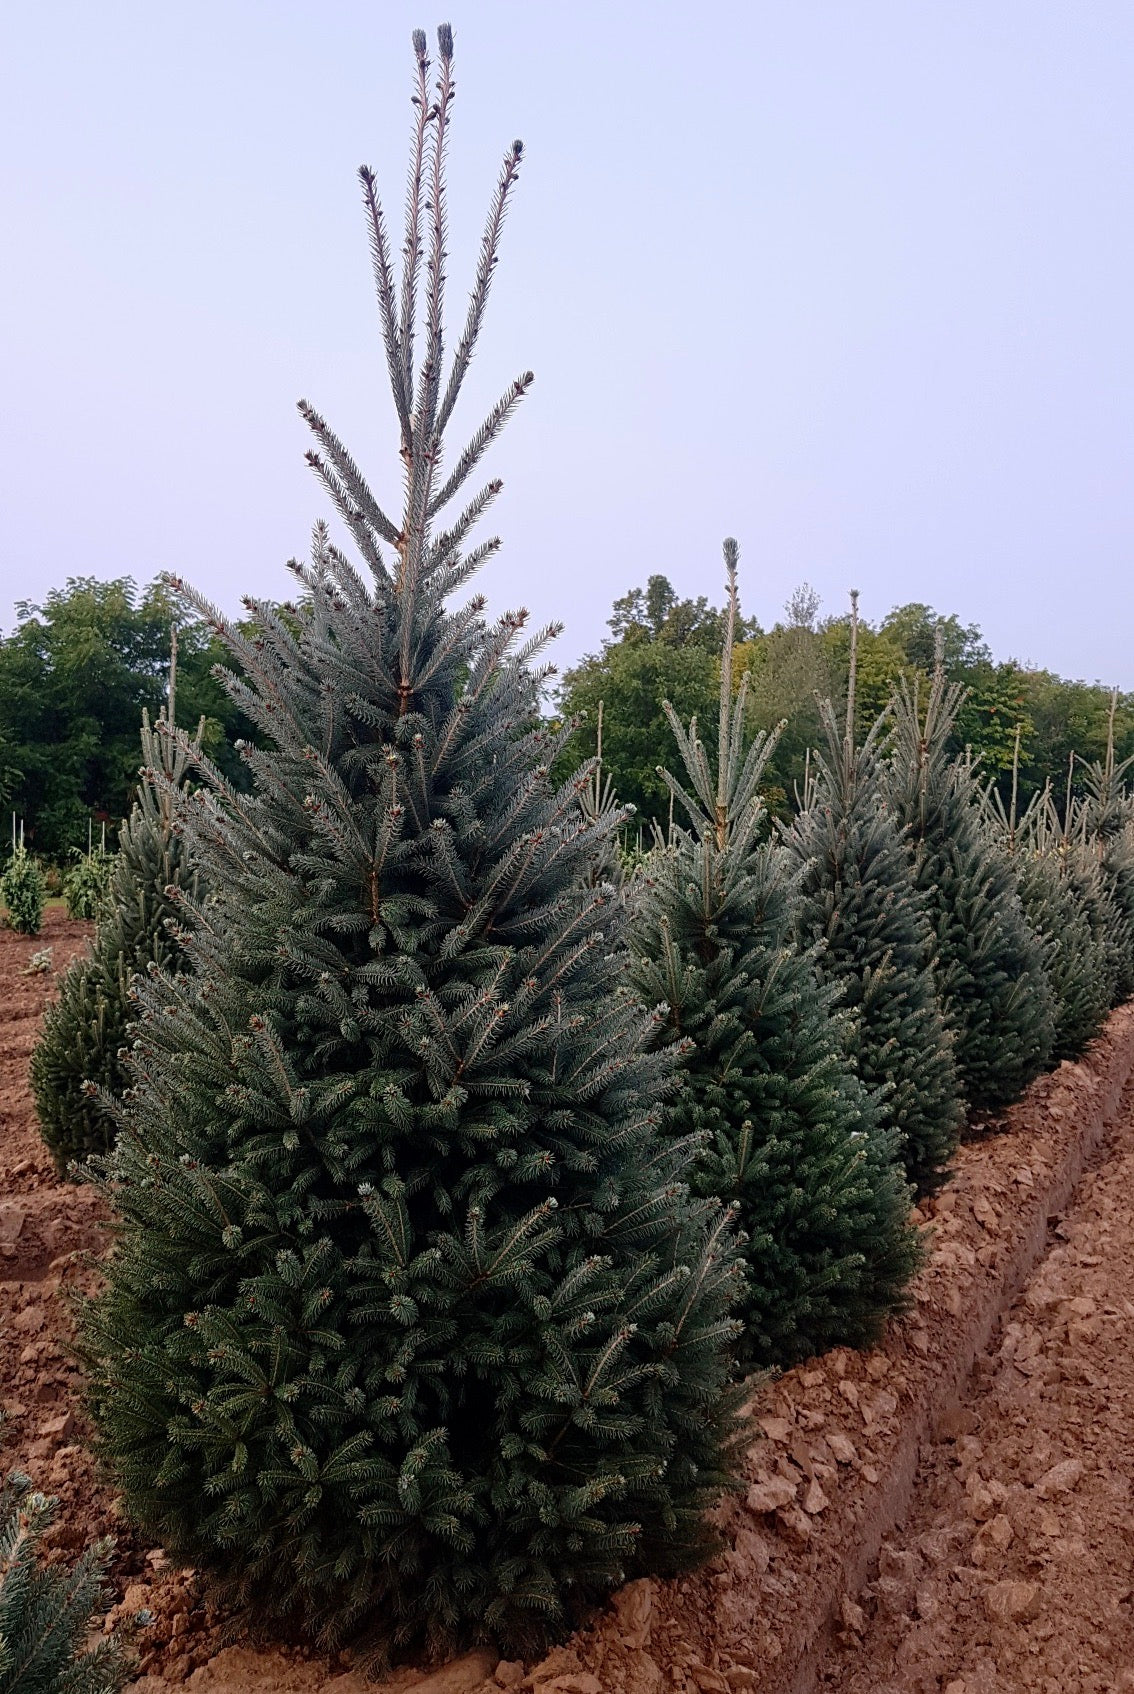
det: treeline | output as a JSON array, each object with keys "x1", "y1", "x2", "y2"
[
  {"x1": 558, "y1": 572, "x2": 1134, "y2": 837},
  {"x1": 1, "y1": 570, "x2": 1130, "y2": 864},
  {"x1": 0, "y1": 576, "x2": 252, "y2": 857}
]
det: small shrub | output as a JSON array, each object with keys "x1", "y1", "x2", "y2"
[{"x1": 0, "y1": 849, "x2": 46, "y2": 936}]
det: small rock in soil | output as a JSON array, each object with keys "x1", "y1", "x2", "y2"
[{"x1": 984, "y1": 1578, "x2": 1041, "y2": 1624}]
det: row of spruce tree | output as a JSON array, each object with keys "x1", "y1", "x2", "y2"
[
  {"x1": 22, "y1": 29, "x2": 1134, "y2": 1667},
  {"x1": 620, "y1": 558, "x2": 1134, "y2": 1377}
]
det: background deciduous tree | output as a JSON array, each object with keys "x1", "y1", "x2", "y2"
[
  {"x1": 556, "y1": 574, "x2": 759, "y2": 838},
  {"x1": 0, "y1": 576, "x2": 254, "y2": 855},
  {"x1": 558, "y1": 578, "x2": 1133, "y2": 831}
]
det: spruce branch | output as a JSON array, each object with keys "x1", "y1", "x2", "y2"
[
  {"x1": 428, "y1": 373, "x2": 534, "y2": 517},
  {"x1": 298, "y1": 403, "x2": 402, "y2": 547},
  {"x1": 437, "y1": 139, "x2": 525, "y2": 436},
  {"x1": 398, "y1": 28, "x2": 432, "y2": 410},
  {"x1": 357, "y1": 164, "x2": 411, "y2": 444}
]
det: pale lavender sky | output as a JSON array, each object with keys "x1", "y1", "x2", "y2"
[{"x1": 3, "y1": 2, "x2": 1133, "y2": 685}]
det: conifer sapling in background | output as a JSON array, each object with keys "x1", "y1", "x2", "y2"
[
  {"x1": 1, "y1": 824, "x2": 45, "y2": 937},
  {"x1": 31, "y1": 711, "x2": 203, "y2": 1175},
  {"x1": 785, "y1": 592, "x2": 962, "y2": 1195},
  {"x1": 1043, "y1": 753, "x2": 1131, "y2": 1010},
  {"x1": 629, "y1": 544, "x2": 920, "y2": 1371},
  {"x1": 62, "y1": 825, "x2": 112, "y2": 921},
  {"x1": 1077, "y1": 696, "x2": 1134, "y2": 1001},
  {"x1": 885, "y1": 651, "x2": 1055, "y2": 1115},
  {"x1": 980, "y1": 731, "x2": 1112, "y2": 1063},
  {"x1": 79, "y1": 29, "x2": 743, "y2": 1664},
  {"x1": 576, "y1": 701, "x2": 626, "y2": 885}
]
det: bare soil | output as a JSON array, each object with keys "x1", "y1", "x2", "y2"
[
  {"x1": 815, "y1": 1112, "x2": 1134, "y2": 1694},
  {"x1": 3, "y1": 913, "x2": 1134, "y2": 1694}
]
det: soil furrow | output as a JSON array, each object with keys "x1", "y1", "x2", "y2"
[{"x1": 816, "y1": 1085, "x2": 1134, "y2": 1694}]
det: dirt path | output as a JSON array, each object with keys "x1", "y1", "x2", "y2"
[{"x1": 817, "y1": 1093, "x2": 1134, "y2": 1694}]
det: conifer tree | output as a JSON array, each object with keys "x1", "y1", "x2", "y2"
[
  {"x1": 62, "y1": 838, "x2": 112, "y2": 921},
  {"x1": 629, "y1": 545, "x2": 919, "y2": 1371},
  {"x1": 785, "y1": 595, "x2": 962, "y2": 1195},
  {"x1": 78, "y1": 32, "x2": 742, "y2": 1663},
  {"x1": 31, "y1": 712, "x2": 201, "y2": 1175},
  {"x1": 981, "y1": 748, "x2": 1111, "y2": 1062},
  {"x1": 1, "y1": 840, "x2": 45, "y2": 937},
  {"x1": 1066, "y1": 846, "x2": 1130, "y2": 1013},
  {"x1": 576, "y1": 702, "x2": 625, "y2": 886},
  {"x1": 886, "y1": 662, "x2": 1055, "y2": 1113},
  {"x1": 1012, "y1": 852, "x2": 1109, "y2": 1061},
  {"x1": 1077, "y1": 700, "x2": 1134, "y2": 1001},
  {"x1": 0, "y1": 1468, "x2": 131, "y2": 1694}
]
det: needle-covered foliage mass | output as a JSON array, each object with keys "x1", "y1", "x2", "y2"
[
  {"x1": 1011, "y1": 850, "x2": 1112, "y2": 1062},
  {"x1": 629, "y1": 548, "x2": 920, "y2": 1371},
  {"x1": 0, "y1": 1467, "x2": 132, "y2": 1694},
  {"x1": 1, "y1": 847, "x2": 45, "y2": 937},
  {"x1": 886, "y1": 671, "x2": 1055, "y2": 1114},
  {"x1": 31, "y1": 713, "x2": 201, "y2": 1175},
  {"x1": 78, "y1": 32, "x2": 743, "y2": 1665},
  {"x1": 786, "y1": 662, "x2": 963, "y2": 1196},
  {"x1": 1077, "y1": 748, "x2": 1134, "y2": 1002}
]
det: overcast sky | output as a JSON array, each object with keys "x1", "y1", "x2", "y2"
[{"x1": 3, "y1": 2, "x2": 1133, "y2": 685}]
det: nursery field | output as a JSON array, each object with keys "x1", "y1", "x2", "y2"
[
  {"x1": 7, "y1": 35, "x2": 1134, "y2": 1694},
  {"x1": 5, "y1": 912, "x2": 1134, "y2": 1694}
]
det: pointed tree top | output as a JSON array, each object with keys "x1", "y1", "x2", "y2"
[
  {"x1": 293, "y1": 24, "x2": 531, "y2": 709},
  {"x1": 933, "y1": 620, "x2": 946, "y2": 684},
  {"x1": 717, "y1": 538, "x2": 740, "y2": 834},
  {"x1": 1009, "y1": 718, "x2": 1023, "y2": 844},
  {"x1": 844, "y1": 588, "x2": 860, "y2": 755}
]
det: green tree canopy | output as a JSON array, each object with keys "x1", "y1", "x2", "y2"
[{"x1": 0, "y1": 576, "x2": 253, "y2": 856}]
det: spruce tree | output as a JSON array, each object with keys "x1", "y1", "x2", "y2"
[
  {"x1": 886, "y1": 663, "x2": 1055, "y2": 1114},
  {"x1": 1077, "y1": 706, "x2": 1134, "y2": 1001},
  {"x1": 785, "y1": 596, "x2": 962, "y2": 1196},
  {"x1": 1, "y1": 843, "x2": 45, "y2": 937},
  {"x1": 980, "y1": 739, "x2": 1113, "y2": 1063},
  {"x1": 0, "y1": 1468, "x2": 131, "y2": 1694},
  {"x1": 62, "y1": 841, "x2": 112, "y2": 921},
  {"x1": 1012, "y1": 851, "x2": 1110, "y2": 1061},
  {"x1": 31, "y1": 712, "x2": 201, "y2": 1175},
  {"x1": 629, "y1": 545, "x2": 919, "y2": 1371},
  {"x1": 1066, "y1": 845, "x2": 1130, "y2": 1012},
  {"x1": 78, "y1": 32, "x2": 742, "y2": 1664}
]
